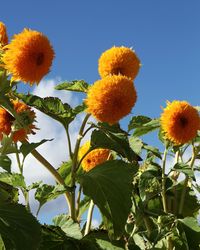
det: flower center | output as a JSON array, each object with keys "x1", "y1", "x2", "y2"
[
  {"x1": 179, "y1": 116, "x2": 188, "y2": 128},
  {"x1": 112, "y1": 67, "x2": 123, "y2": 75},
  {"x1": 36, "y1": 52, "x2": 44, "y2": 66}
]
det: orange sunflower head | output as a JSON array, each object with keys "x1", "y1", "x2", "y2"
[
  {"x1": 85, "y1": 75, "x2": 137, "y2": 125},
  {"x1": 98, "y1": 46, "x2": 141, "y2": 80},
  {"x1": 160, "y1": 100, "x2": 200, "y2": 145},
  {"x1": 0, "y1": 21, "x2": 8, "y2": 47},
  {"x1": 2, "y1": 28, "x2": 54, "y2": 85},
  {"x1": 12, "y1": 100, "x2": 36, "y2": 142},
  {"x1": 0, "y1": 107, "x2": 12, "y2": 140},
  {"x1": 78, "y1": 141, "x2": 111, "y2": 172}
]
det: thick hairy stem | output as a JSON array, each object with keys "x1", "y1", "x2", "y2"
[
  {"x1": 84, "y1": 199, "x2": 94, "y2": 236},
  {"x1": 161, "y1": 147, "x2": 168, "y2": 213},
  {"x1": 179, "y1": 145, "x2": 196, "y2": 215},
  {"x1": 70, "y1": 114, "x2": 90, "y2": 221},
  {"x1": 65, "y1": 126, "x2": 73, "y2": 160}
]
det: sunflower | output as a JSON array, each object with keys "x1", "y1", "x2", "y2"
[
  {"x1": 0, "y1": 22, "x2": 8, "y2": 47},
  {"x1": 160, "y1": 100, "x2": 200, "y2": 145},
  {"x1": 2, "y1": 28, "x2": 54, "y2": 85},
  {"x1": 78, "y1": 141, "x2": 111, "y2": 172},
  {"x1": 85, "y1": 75, "x2": 137, "y2": 124},
  {"x1": 0, "y1": 100, "x2": 36, "y2": 142},
  {"x1": 98, "y1": 46, "x2": 140, "y2": 80},
  {"x1": 0, "y1": 108, "x2": 12, "y2": 140},
  {"x1": 12, "y1": 100, "x2": 36, "y2": 142}
]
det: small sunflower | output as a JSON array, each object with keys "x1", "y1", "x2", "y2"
[
  {"x1": 0, "y1": 108, "x2": 12, "y2": 140},
  {"x1": 160, "y1": 100, "x2": 200, "y2": 145},
  {"x1": 78, "y1": 141, "x2": 111, "y2": 172},
  {"x1": 12, "y1": 100, "x2": 36, "y2": 142},
  {"x1": 0, "y1": 22, "x2": 8, "y2": 47},
  {"x1": 98, "y1": 46, "x2": 140, "y2": 80},
  {"x1": 0, "y1": 100, "x2": 36, "y2": 142},
  {"x1": 2, "y1": 28, "x2": 54, "y2": 85},
  {"x1": 85, "y1": 75, "x2": 137, "y2": 124}
]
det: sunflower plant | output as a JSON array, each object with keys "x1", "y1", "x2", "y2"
[{"x1": 0, "y1": 22, "x2": 200, "y2": 250}]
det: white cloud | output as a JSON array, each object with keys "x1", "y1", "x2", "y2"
[{"x1": 11, "y1": 78, "x2": 92, "y2": 223}]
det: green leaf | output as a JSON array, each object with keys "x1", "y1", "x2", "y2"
[
  {"x1": 78, "y1": 195, "x2": 91, "y2": 218},
  {"x1": 55, "y1": 80, "x2": 89, "y2": 93},
  {"x1": 84, "y1": 230, "x2": 125, "y2": 250},
  {"x1": 35, "y1": 184, "x2": 70, "y2": 208},
  {"x1": 57, "y1": 161, "x2": 72, "y2": 186},
  {"x1": 129, "y1": 136, "x2": 143, "y2": 155},
  {"x1": 129, "y1": 117, "x2": 160, "y2": 137},
  {"x1": 142, "y1": 144, "x2": 162, "y2": 159},
  {"x1": 0, "y1": 155, "x2": 11, "y2": 173},
  {"x1": 173, "y1": 163, "x2": 195, "y2": 179},
  {"x1": 128, "y1": 115, "x2": 152, "y2": 132},
  {"x1": 78, "y1": 160, "x2": 136, "y2": 239},
  {"x1": 20, "y1": 139, "x2": 53, "y2": 160},
  {"x1": 0, "y1": 181, "x2": 18, "y2": 204},
  {"x1": 178, "y1": 217, "x2": 200, "y2": 249},
  {"x1": 91, "y1": 124, "x2": 141, "y2": 161},
  {"x1": 14, "y1": 93, "x2": 76, "y2": 127},
  {"x1": 0, "y1": 172, "x2": 26, "y2": 189},
  {"x1": 53, "y1": 214, "x2": 82, "y2": 239},
  {"x1": 0, "y1": 203, "x2": 41, "y2": 250}
]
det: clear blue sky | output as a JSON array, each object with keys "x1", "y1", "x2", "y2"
[
  {"x1": 2, "y1": 0, "x2": 200, "y2": 118},
  {"x1": 1, "y1": 0, "x2": 200, "y2": 222}
]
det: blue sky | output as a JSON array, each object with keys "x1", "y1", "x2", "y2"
[{"x1": 2, "y1": 0, "x2": 200, "y2": 223}]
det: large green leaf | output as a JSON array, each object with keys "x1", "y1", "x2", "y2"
[
  {"x1": 55, "y1": 80, "x2": 89, "y2": 93},
  {"x1": 53, "y1": 214, "x2": 82, "y2": 239},
  {"x1": 128, "y1": 115, "x2": 152, "y2": 132},
  {"x1": 57, "y1": 161, "x2": 72, "y2": 186},
  {"x1": 91, "y1": 125, "x2": 141, "y2": 162},
  {"x1": 0, "y1": 203, "x2": 41, "y2": 250},
  {"x1": 0, "y1": 172, "x2": 26, "y2": 189},
  {"x1": 14, "y1": 93, "x2": 76, "y2": 127},
  {"x1": 78, "y1": 160, "x2": 136, "y2": 239}
]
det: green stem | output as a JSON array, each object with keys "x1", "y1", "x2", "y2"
[
  {"x1": 76, "y1": 185, "x2": 82, "y2": 219},
  {"x1": 28, "y1": 143, "x2": 72, "y2": 215},
  {"x1": 65, "y1": 126, "x2": 73, "y2": 160},
  {"x1": 84, "y1": 199, "x2": 94, "y2": 236},
  {"x1": 179, "y1": 144, "x2": 196, "y2": 215},
  {"x1": 161, "y1": 147, "x2": 168, "y2": 213},
  {"x1": 143, "y1": 216, "x2": 152, "y2": 238},
  {"x1": 70, "y1": 113, "x2": 90, "y2": 221}
]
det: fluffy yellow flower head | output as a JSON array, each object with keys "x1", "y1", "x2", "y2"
[
  {"x1": 98, "y1": 46, "x2": 140, "y2": 80},
  {"x1": 0, "y1": 22, "x2": 8, "y2": 47},
  {"x1": 78, "y1": 141, "x2": 111, "y2": 172},
  {"x1": 2, "y1": 28, "x2": 54, "y2": 85},
  {"x1": 85, "y1": 75, "x2": 137, "y2": 124},
  {"x1": 160, "y1": 100, "x2": 200, "y2": 145}
]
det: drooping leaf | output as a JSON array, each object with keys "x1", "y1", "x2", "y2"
[
  {"x1": 0, "y1": 203, "x2": 41, "y2": 250},
  {"x1": 20, "y1": 139, "x2": 53, "y2": 160},
  {"x1": 78, "y1": 160, "x2": 136, "y2": 239},
  {"x1": 0, "y1": 155, "x2": 11, "y2": 173},
  {"x1": 14, "y1": 93, "x2": 76, "y2": 127},
  {"x1": 142, "y1": 144, "x2": 162, "y2": 160},
  {"x1": 91, "y1": 128, "x2": 141, "y2": 162},
  {"x1": 78, "y1": 195, "x2": 91, "y2": 219},
  {"x1": 53, "y1": 214, "x2": 82, "y2": 239},
  {"x1": 55, "y1": 80, "x2": 89, "y2": 93}
]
